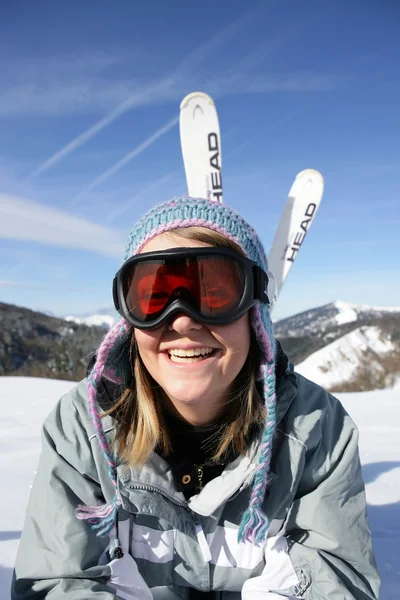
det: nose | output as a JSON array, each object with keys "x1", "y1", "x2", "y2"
[{"x1": 167, "y1": 312, "x2": 203, "y2": 334}]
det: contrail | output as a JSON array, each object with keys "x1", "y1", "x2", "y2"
[
  {"x1": 27, "y1": 77, "x2": 177, "y2": 179},
  {"x1": 27, "y1": 3, "x2": 267, "y2": 178},
  {"x1": 70, "y1": 115, "x2": 178, "y2": 207}
]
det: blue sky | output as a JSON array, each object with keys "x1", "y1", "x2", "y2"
[{"x1": 0, "y1": 0, "x2": 399, "y2": 321}]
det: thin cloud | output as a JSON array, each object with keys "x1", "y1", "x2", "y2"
[
  {"x1": 243, "y1": 73, "x2": 339, "y2": 92},
  {"x1": 27, "y1": 3, "x2": 269, "y2": 178},
  {"x1": 103, "y1": 170, "x2": 182, "y2": 226},
  {"x1": 222, "y1": 23, "x2": 302, "y2": 81},
  {"x1": 0, "y1": 280, "x2": 28, "y2": 287},
  {"x1": 0, "y1": 52, "x2": 130, "y2": 118},
  {"x1": 0, "y1": 52, "x2": 121, "y2": 79},
  {"x1": 202, "y1": 72, "x2": 340, "y2": 100},
  {"x1": 0, "y1": 80, "x2": 127, "y2": 118},
  {"x1": 225, "y1": 112, "x2": 296, "y2": 159},
  {"x1": 71, "y1": 115, "x2": 178, "y2": 207},
  {"x1": 0, "y1": 194, "x2": 124, "y2": 257},
  {"x1": 0, "y1": 279, "x2": 94, "y2": 292}
]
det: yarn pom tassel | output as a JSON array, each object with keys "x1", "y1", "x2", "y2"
[
  {"x1": 238, "y1": 506, "x2": 270, "y2": 545},
  {"x1": 76, "y1": 494, "x2": 121, "y2": 537}
]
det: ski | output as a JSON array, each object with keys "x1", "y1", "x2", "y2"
[
  {"x1": 179, "y1": 92, "x2": 223, "y2": 202},
  {"x1": 267, "y1": 169, "x2": 324, "y2": 304},
  {"x1": 179, "y1": 94, "x2": 323, "y2": 309}
]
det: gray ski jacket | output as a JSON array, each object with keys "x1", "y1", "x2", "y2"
[{"x1": 12, "y1": 361, "x2": 380, "y2": 599}]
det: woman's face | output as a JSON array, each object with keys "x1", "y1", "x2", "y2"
[{"x1": 134, "y1": 233, "x2": 251, "y2": 425}]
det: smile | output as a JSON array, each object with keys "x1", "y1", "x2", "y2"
[{"x1": 167, "y1": 347, "x2": 215, "y2": 363}]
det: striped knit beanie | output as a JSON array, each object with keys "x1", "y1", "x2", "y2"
[{"x1": 76, "y1": 197, "x2": 276, "y2": 545}]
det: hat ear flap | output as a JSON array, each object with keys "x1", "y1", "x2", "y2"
[{"x1": 100, "y1": 322, "x2": 133, "y2": 386}]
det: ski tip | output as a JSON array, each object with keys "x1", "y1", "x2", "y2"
[
  {"x1": 180, "y1": 91, "x2": 215, "y2": 110},
  {"x1": 295, "y1": 168, "x2": 324, "y2": 183}
]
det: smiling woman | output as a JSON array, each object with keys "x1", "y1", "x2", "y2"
[
  {"x1": 12, "y1": 197, "x2": 380, "y2": 600},
  {"x1": 108, "y1": 227, "x2": 264, "y2": 468}
]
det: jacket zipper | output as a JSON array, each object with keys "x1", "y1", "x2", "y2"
[
  {"x1": 125, "y1": 482, "x2": 189, "y2": 509},
  {"x1": 124, "y1": 464, "x2": 260, "y2": 516}
]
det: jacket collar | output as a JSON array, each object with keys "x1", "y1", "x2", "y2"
[
  {"x1": 274, "y1": 340, "x2": 299, "y2": 427},
  {"x1": 117, "y1": 439, "x2": 262, "y2": 517}
]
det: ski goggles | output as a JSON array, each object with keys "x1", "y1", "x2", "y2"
[{"x1": 113, "y1": 247, "x2": 270, "y2": 329}]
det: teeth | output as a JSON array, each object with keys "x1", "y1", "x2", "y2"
[
  {"x1": 170, "y1": 355, "x2": 206, "y2": 363},
  {"x1": 167, "y1": 347, "x2": 214, "y2": 358}
]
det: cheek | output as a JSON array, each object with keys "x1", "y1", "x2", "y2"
[
  {"x1": 234, "y1": 318, "x2": 251, "y2": 358},
  {"x1": 134, "y1": 329, "x2": 159, "y2": 360},
  {"x1": 217, "y1": 315, "x2": 251, "y2": 363},
  {"x1": 133, "y1": 329, "x2": 163, "y2": 384}
]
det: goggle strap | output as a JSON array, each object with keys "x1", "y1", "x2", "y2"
[
  {"x1": 112, "y1": 277, "x2": 120, "y2": 311},
  {"x1": 266, "y1": 270, "x2": 278, "y2": 309},
  {"x1": 253, "y1": 265, "x2": 270, "y2": 305}
]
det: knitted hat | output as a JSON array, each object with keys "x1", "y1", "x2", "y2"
[{"x1": 76, "y1": 197, "x2": 276, "y2": 545}]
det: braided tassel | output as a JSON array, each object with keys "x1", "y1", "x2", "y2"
[
  {"x1": 75, "y1": 320, "x2": 128, "y2": 537},
  {"x1": 238, "y1": 352, "x2": 277, "y2": 544},
  {"x1": 76, "y1": 494, "x2": 121, "y2": 537}
]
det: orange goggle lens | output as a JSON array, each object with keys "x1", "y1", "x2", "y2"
[{"x1": 124, "y1": 256, "x2": 245, "y2": 321}]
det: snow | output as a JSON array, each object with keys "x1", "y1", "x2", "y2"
[
  {"x1": 321, "y1": 300, "x2": 400, "y2": 329},
  {"x1": 332, "y1": 300, "x2": 400, "y2": 314},
  {"x1": 338, "y1": 389, "x2": 400, "y2": 599},
  {"x1": 0, "y1": 377, "x2": 75, "y2": 598},
  {"x1": 0, "y1": 377, "x2": 399, "y2": 598},
  {"x1": 295, "y1": 326, "x2": 395, "y2": 389},
  {"x1": 332, "y1": 300, "x2": 359, "y2": 325}
]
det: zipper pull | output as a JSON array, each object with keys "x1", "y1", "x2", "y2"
[
  {"x1": 108, "y1": 538, "x2": 124, "y2": 560},
  {"x1": 195, "y1": 464, "x2": 204, "y2": 492}
]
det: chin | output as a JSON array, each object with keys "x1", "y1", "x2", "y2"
[{"x1": 167, "y1": 389, "x2": 209, "y2": 404}]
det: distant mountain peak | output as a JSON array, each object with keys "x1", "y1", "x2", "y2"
[
  {"x1": 64, "y1": 308, "x2": 118, "y2": 330},
  {"x1": 65, "y1": 314, "x2": 116, "y2": 330},
  {"x1": 332, "y1": 299, "x2": 357, "y2": 310},
  {"x1": 330, "y1": 300, "x2": 400, "y2": 314},
  {"x1": 329, "y1": 301, "x2": 359, "y2": 326}
]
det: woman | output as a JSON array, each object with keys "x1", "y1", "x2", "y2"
[{"x1": 12, "y1": 197, "x2": 380, "y2": 599}]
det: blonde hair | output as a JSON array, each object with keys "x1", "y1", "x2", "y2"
[{"x1": 105, "y1": 227, "x2": 265, "y2": 467}]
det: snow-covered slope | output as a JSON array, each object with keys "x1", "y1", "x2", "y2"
[
  {"x1": 0, "y1": 377, "x2": 76, "y2": 598},
  {"x1": 296, "y1": 326, "x2": 396, "y2": 389},
  {"x1": 275, "y1": 300, "x2": 400, "y2": 391},
  {"x1": 0, "y1": 377, "x2": 399, "y2": 598},
  {"x1": 338, "y1": 388, "x2": 400, "y2": 599}
]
